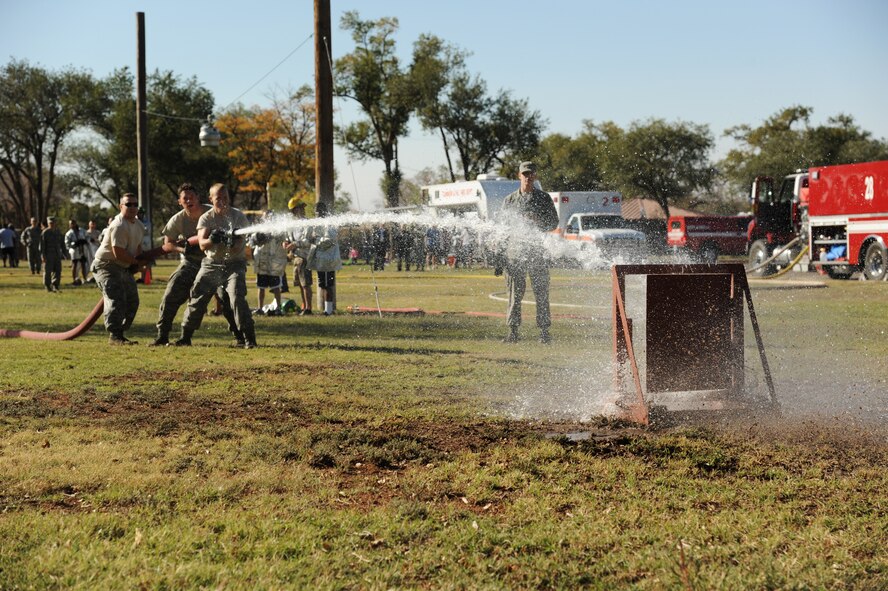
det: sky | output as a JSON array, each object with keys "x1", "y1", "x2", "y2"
[{"x1": 2, "y1": 0, "x2": 887, "y2": 210}]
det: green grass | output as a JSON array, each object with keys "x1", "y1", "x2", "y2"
[{"x1": 1, "y1": 260, "x2": 886, "y2": 589}]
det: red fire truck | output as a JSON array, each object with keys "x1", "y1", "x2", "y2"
[
  {"x1": 666, "y1": 214, "x2": 753, "y2": 262},
  {"x1": 748, "y1": 159, "x2": 888, "y2": 280}
]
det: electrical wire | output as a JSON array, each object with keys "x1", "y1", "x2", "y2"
[
  {"x1": 140, "y1": 33, "x2": 314, "y2": 123},
  {"x1": 220, "y1": 33, "x2": 314, "y2": 112}
]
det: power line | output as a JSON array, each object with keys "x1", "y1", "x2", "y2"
[{"x1": 221, "y1": 33, "x2": 314, "y2": 112}]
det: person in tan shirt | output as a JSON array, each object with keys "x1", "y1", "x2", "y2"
[{"x1": 91, "y1": 193, "x2": 145, "y2": 345}]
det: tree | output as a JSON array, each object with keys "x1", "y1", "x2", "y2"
[
  {"x1": 411, "y1": 37, "x2": 545, "y2": 182},
  {"x1": 603, "y1": 118, "x2": 716, "y2": 219},
  {"x1": 65, "y1": 68, "x2": 229, "y2": 223},
  {"x1": 335, "y1": 11, "x2": 414, "y2": 208},
  {"x1": 721, "y1": 106, "x2": 888, "y2": 194},
  {"x1": 216, "y1": 86, "x2": 316, "y2": 212},
  {"x1": 536, "y1": 123, "x2": 610, "y2": 191},
  {"x1": 410, "y1": 34, "x2": 468, "y2": 182},
  {"x1": 0, "y1": 59, "x2": 99, "y2": 225}
]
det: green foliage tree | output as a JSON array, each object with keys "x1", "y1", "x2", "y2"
[
  {"x1": 536, "y1": 123, "x2": 609, "y2": 191},
  {"x1": 602, "y1": 118, "x2": 715, "y2": 219},
  {"x1": 721, "y1": 106, "x2": 888, "y2": 194},
  {"x1": 411, "y1": 36, "x2": 545, "y2": 182},
  {"x1": 65, "y1": 68, "x2": 230, "y2": 224},
  {"x1": 0, "y1": 59, "x2": 99, "y2": 225},
  {"x1": 335, "y1": 11, "x2": 415, "y2": 208}
]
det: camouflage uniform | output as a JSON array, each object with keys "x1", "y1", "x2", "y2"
[
  {"x1": 21, "y1": 225, "x2": 42, "y2": 274},
  {"x1": 180, "y1": 207, "x2": 256, "y2": 346},
  {"x1": 91, "y1": 214, "x2": 145, "y2": 337},
  {"x1": 500, "y1": 187, "x2": 559, "y2": 332},
  {"x1": 154, "y1": 205, "x2": 227, "y2": 342},
  {"x1": 39, "y1": 226, "x2": 65, "y2": 291}
]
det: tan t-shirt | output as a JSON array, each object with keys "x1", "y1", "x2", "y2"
[
  {"x1": 197, "y1": 207, "x2": 249, "y2": 263},
  {"x1": 94, "y1": 214, "x2": 145, "y2": 268},
  {"x1": 162, "y1": 205, "x2": 211, "y2": 264}
]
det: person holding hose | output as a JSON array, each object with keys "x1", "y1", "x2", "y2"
[
  {"x1": 90, "y1": 194, "x2": 146, "y2": 345},
  {"x1": 174, "y1": 183, "x2": 256, "y2": 348},
  {"x1": 149, "y1": 183, "x2": 239, "y2": 346}
]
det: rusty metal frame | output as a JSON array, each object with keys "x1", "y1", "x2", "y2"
[{"x1": 612, "y1": 263, "x2": 776, "y2": 425}]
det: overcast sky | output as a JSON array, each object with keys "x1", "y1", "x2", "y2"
[{"x1": 3, "y1": 0, "x2": 887, "y2": 210}]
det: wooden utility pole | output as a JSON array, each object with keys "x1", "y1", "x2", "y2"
[
  {"x1": 314, "y1": 0, "x2": 336, "y2": 310},
  {"x1": 136, "y1": 12, "x2": 151, "y2": 243},
  {"x1": 314, "y1": 0, "x2": 334, "y2": 211}
]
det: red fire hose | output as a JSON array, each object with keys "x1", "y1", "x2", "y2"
[{"x1": 0, "y1": 238, "x2": 194, "y2": 341}]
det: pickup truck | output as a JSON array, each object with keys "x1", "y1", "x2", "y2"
[
  {"x1": 562, "y1": 213, "x2": 647, "y2": 260},
  {"x1": 667, "y1": 214, "x2": 753, "y2": 263}
]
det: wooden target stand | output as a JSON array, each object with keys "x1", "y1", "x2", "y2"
[{"x1": 612, "y1": 264, "x2": 777, "y2": 425}]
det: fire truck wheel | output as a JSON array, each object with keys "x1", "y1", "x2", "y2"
[
  {"x1": 748, "y1": 240, "x2": 775, "y2": 276},
  {"x1": 863, "y1": 241, "x2": 887, "y2": 281}
]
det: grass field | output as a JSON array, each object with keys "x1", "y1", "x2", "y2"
[{"x1": 1, "y1": 259, "x2": 886, "y2": 589}]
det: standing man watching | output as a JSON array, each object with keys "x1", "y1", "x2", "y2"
[
  {"x1": 175, "y1": 183, "x2": 257, "y2": 348},
  {"x1": 39, "y1": 217, "x2": 65, "y2": 292},
  {"x1": 283, "y1": 198, "x2": 313, "y2": 315},
  {"x1": 499, "y1": 161, "x2": 559, "y2": 344},
  {"x1": 309, "y1": 202, "x2": 342, "y2": 316},
  {"x1": 21, "y1": 218, "x2": 42, "y2": 275},
  {"x1": 64, "y1": 219, "x2": 89, "y2": 286},
  {"x1": 149, "y1": 183, "x2": 213, "y2": 346},
  {"x1": 91, "y1": 194, "x2": 145, "y2": 345}
]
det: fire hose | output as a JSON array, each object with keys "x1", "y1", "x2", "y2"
[
  {"x1": 757, "y1": 245, "x2": 810, "y2": 280},
  {"x1": 0, "y1": 237, "x2": 198, "y2": 341},
  {"x1": 744, "y1": 237, "x2": 801, "y2": 274}
]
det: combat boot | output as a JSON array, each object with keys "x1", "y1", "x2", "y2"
[
  {"x1": 502, "y1": 326, "x2": 519, "y2": 343},
  {"x1": 243, "y1": 327, "x2": 258, "y2": 350},
  {"x1": 148, "y1": 332, "x2": 169, "y2": 347},
  {"x1": 173, "y1": 328, "x2": 194, "y2": 347},
  {"x1": 109, "y1": 332, "x2": 137, "y2": 346},
  {"x1": 539, "y1": 329, "x2": 552, "y2": 344}
]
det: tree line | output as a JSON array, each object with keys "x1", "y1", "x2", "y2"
[{"x1": 3, "y1": 10, "x2": 887, "y2": 229}]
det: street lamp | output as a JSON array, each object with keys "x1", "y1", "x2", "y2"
[{"x1": 199, "y1": 116, "x2": 221, "y2": 147}]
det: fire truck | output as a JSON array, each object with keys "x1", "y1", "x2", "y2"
[
  {"x1": 666, "y1": 214, "x2": 753, "y2": 262},
  {"x1": 748, "y1": 159, "x2": 888, "y2": 280}
]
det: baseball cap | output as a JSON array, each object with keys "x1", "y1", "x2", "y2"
[
  {"x1": 518, "y1": 161, "x2": 537, "y2": 174},
  {"x1": 288, "y1": 196, "x2": 306, "y2": 210}
]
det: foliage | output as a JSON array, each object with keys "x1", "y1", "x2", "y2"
[
  {"x1": 720, "y1": 106, "x2": 888, "y2": 195},
  {"x1": 64, "y1": 68, "x2": 230, "y2": 222},
  {"x1": 217, "y1": 86, "x2": 316, "y2": 212},
  {"x1": 412, "y1": 36, "x2": 545, "y2": 182},
  {"x1": 536, "y1": 119, "x2": 715, "y2": 217},
  {"x1": 0, "y1": 59, "x2": 100, "y2": 226},
  {"x1": 604, "y1": 119, "x2": 715, "y2": 219},
  {"x1": 536, "y1": 124, "x2": 609, "y2": 191},
  {"x1": 335, "y1": 11, "x2": 414, "y2": 208}
]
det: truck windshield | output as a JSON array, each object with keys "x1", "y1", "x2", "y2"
[
  {"x1": 776, "y1": 178, "x2": 796, "y2": 204},
  {"x1": 581, "y1": 216, "x2": 628, "y2": 231}
]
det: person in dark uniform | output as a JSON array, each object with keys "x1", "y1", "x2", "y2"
[
  {"x1": 21, "y1": 218, "x2": 43, "y2": 275},
  {"x1": 498, "y1": 161, "x2": 559, "y2": 344},
  {"x1": 39, "y1": 217, "x2": 65, "y2": 292}
]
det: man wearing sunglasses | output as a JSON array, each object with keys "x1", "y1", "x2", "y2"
[{"x1": 91, "y1": 193, "x2": 146, "y2": 345}]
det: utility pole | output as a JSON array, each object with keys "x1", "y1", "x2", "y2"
[
  {"x1": 314, "y1": 0, "x2": 334, "y2": 211},
  {"x1": 136, "y1": 12, "x2": 151, "y2": 245},
  {"x1": 314, "y1": 0, "x2": 336, "y2": 310}
]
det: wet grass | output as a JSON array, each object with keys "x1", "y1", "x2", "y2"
[{"x1": 0, "y1": 261, "x2": 887, "y2": 589}]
